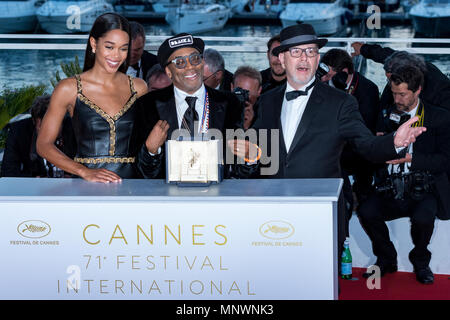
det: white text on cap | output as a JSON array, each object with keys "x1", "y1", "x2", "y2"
[{"x1": 169, "y1": 35, "x2": 194, "y2": 48}]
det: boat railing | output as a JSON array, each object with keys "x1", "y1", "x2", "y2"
[{"x1": 1, "y1": 35, "x2": 450, "y2": 55}]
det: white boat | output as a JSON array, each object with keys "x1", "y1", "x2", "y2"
[
  {"x1": 279, "y1": 0, "x2": 350, "y2": 36},
  {"x1": 0, "y1": 0, "x2": 40, "y2": 33},
  {"x1": 37, "y1": 0, "x2": 114, "y2": 34},
  {"x1": 409, "y1": 0, "x2": 450, "y2": 37},
  {"x1": 114, "y1": 0, "x2": 163, "y2": 19},
  {"x1": 165, "y1": 2, "x2": 231, "y2": 34},
  {"x1": 347, "y1": 0, "x2": 399, "y2": 12},
  {"x1": 151, "y1": 0, "x2": 177, "y2": 13},
  {"x1": 230, "y1": 0, "x2": 286, "y2": 15}
]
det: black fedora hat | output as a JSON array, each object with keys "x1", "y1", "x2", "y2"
[
  {"x1": 272, "y1": 24, "x2": 328, "y2": 56},
  {"x1": 158, "y1": 33, "x2": 205, "y2": 67}
]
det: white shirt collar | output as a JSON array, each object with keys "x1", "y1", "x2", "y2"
[
  {"x1": 173, "y1": 84, "x2": 205, "y2": 100},
  {"x1": 173, "y1": 84, "x2": 206, "y2": 131},
  {"x1": 286, "y1": 77, "x2": 316, "y2": 93}
]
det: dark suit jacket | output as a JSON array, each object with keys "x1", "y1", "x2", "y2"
[
  {"x1": 133, "y1": 84, "x2": 253, "y2": 179},
  {"x1": 252, "y1": 81, "x2": 399, "y2": 179},
  {"x1": 360, "y1": 44, "x2": 450, "y2": 111},
  {"x1": 377, "y1": 102, "x2": 450, "y2": 220},
  {"x1": 1, "y1": 116, "x2": 76, "y2": 177},
  {"x1": 140, "y1": 50, "x2": 158, "y2": 81},
  {"x1": 340, "y1": 72, "x2": 380, "y2": 195},
  {"x1": 219, "y1": 69, "x2": 234, "y2": 92}
]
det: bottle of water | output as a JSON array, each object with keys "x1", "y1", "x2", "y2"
[
  {"x1": 341, "y1": 237, "x2": 352, "y2": 280},
  {"x1": 53, "y1": 166, "x2": 64, "y2": 178}
]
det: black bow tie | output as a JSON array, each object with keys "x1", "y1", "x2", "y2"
[
  {"x1": 130, "y1": 63, "x2": 139, "y2": 71},
  {"x1": 285, "y1": 80, "x2": 316, "y2": 101}
]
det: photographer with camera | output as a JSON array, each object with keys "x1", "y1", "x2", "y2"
[
  {"x1": 351, "y1": 42, "x2": 450, "y2": 112},
  {"x1": 319, "y1": 49, "x2": 381, "y2": 236},
  {"x1": 231, "y1": 66, "x2": 262, "y2": 130},
  {"x1": 358, "y1": 65, "x2": 450, "y2": 285}
]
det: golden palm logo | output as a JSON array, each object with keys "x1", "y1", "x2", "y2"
[
  {"x1": 263, "y1": 225, "x2": 290, "y2": 234},
  {"x1": 17, "y1": 220, "x2": 51, "y2": 239},
  {"x1": 22, "y1": 224, "x2": 47, "y2": 233},
  {"x1": 259, "y1": 221, "x2": 295, "y2": 240}
]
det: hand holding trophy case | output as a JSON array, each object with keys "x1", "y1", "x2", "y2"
[{"x1": 165, "y1": 131, "x2": 223, "y2": 186}]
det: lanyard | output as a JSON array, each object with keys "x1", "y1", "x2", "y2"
[
  {"x1": 413, "y1": 102, "x2": 424, "y2": 127},
  {"x1": 200, "y1": 89, "x2": 210, "y2": 133}
]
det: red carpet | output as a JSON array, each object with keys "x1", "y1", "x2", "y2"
[{"x1": 339, "y1": 268, "x2": 450, "y2": 300}]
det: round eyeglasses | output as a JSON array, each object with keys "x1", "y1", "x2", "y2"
[
  {"x1": 288, "y1": 47, "x2": 319, "y2": 58},
  {"x1": 168, "y1": 53, "x2": 203, "y2": 69}
]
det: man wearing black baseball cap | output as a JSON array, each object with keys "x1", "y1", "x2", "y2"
[
  {"x1": 133, "y1": 33, "x2": 253, "y2": 179},
  {"x1": 245, "y1": 24, "x2": 426, "y2": 263}
]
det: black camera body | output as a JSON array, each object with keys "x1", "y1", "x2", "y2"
[
  {"x1": 380, "y1": 106, "x2": 411, "y2": 132},
  {"x1": 233, "y1": 87, "x2": 249, "y2": 104},
  {"x1": 375, "y1": 171, "x2": 434, "y2": 201},
  {"x1": 316, "y1": 62, "x2": 330, "y2": 80}
]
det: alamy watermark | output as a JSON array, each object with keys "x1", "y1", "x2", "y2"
[
  {"x1": 66, "y1": 6, "x2": 81, "y2": 31},
  {"x1": 366, "y1": 5, "x2": 382, "y2": 30},
  {"x1": 170, "y1": 124, "x2": 280, "y2": 176},
  {"x1": 365, "y1": 265, "x2": 382, "y2": 289}
]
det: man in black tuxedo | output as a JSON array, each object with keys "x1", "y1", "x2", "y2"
[
  {"x1": 134, "y1": 33, "x2": 251, "y2": 179},
  {"x1": 243, "y1": 24, "x2": 426, "y2": 258},
  {"x1": 126, "y1": 21, "x2": 158, "y2": 81},
  {"x1": 359, "y1": 65, "x2": 450, "y2": 284}
]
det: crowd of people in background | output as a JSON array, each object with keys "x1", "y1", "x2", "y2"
[{"x1": 1, "y1": 12, "x2": 450, "y2": 285}]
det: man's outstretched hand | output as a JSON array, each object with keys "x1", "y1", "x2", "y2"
[{"x1": 394, "y1": 116, "x2": 426, "y2": 148}]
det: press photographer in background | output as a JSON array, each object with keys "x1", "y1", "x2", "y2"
[
  {"x1": 231, "y1": 66, "x2": 262, "y2": 130},
  {"x1": 319, "y1": 49, "x2": 380, "y2": 236},
  {"x1": 358, "y1": 65, "x2": 450, "y2": 285}
]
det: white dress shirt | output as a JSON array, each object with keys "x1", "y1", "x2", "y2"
[
  {"x1": 280, "y1": 77, "x2": 316, "y2": 152},
  {"x1": 126, "y1": 60, "x2": 141, "y2": 79},
  {"x1": 174, "y1": 84, "x2": 207, "y2": 133},
  {"x1": 148, "y1": 84, "x2": 207, "y2": 156}
]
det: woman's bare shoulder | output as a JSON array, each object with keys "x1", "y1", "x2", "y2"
[
  {"x1": 132, "y1": 77, "x2": 149, "y2": 98},
  {"x1": 53, "y1": 76, "x2": 78, "y2": 96},
  {"x1": 50, "y1": 76, "x2": 79, "y2": 110}
]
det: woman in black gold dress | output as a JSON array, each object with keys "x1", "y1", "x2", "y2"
[{"x1": 37, "y1": 13, "x2": 152, "y2": 182}]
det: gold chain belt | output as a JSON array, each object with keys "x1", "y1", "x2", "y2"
[{"x1": 74, "y1": 157, "x2": 135, "y2": 164}]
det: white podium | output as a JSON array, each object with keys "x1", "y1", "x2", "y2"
[{"x1": 0, "y1": 178, "x2": 342, "y2": 300}]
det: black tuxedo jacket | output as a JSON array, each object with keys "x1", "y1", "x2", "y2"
[
  {"x1": 378, "y1": 102, "x2": 450, "y2": 220},
  {"x1": 133, "y1": 84, "x2": 253, "y2": 178},
  {"x1": 140, "y1": 50, "x2": 158, "y2": 81},
  {"x1": 219, "y1": 69, "x2": 234, "y2": 92},
  {"x1": 340, "y1": 72, "x2": 380, "y2": 190},
  {"x1": 252, "y1": 81, "x2": 399, "y2": 179}
]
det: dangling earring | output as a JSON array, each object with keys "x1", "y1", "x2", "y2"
[{"x1": 92, "y1": 48, "x2": 96, "y2": 54}]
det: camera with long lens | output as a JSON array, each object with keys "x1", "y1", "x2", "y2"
[
  {"x1": 375, "y1": 171, "x2": 434, "y2": 200},
  {"x1": 233, "y1": 87, "x2": 249, "y2": 104},
  {"x1": 316, "y1": 62, "x2": 330, "y2": 80}
]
